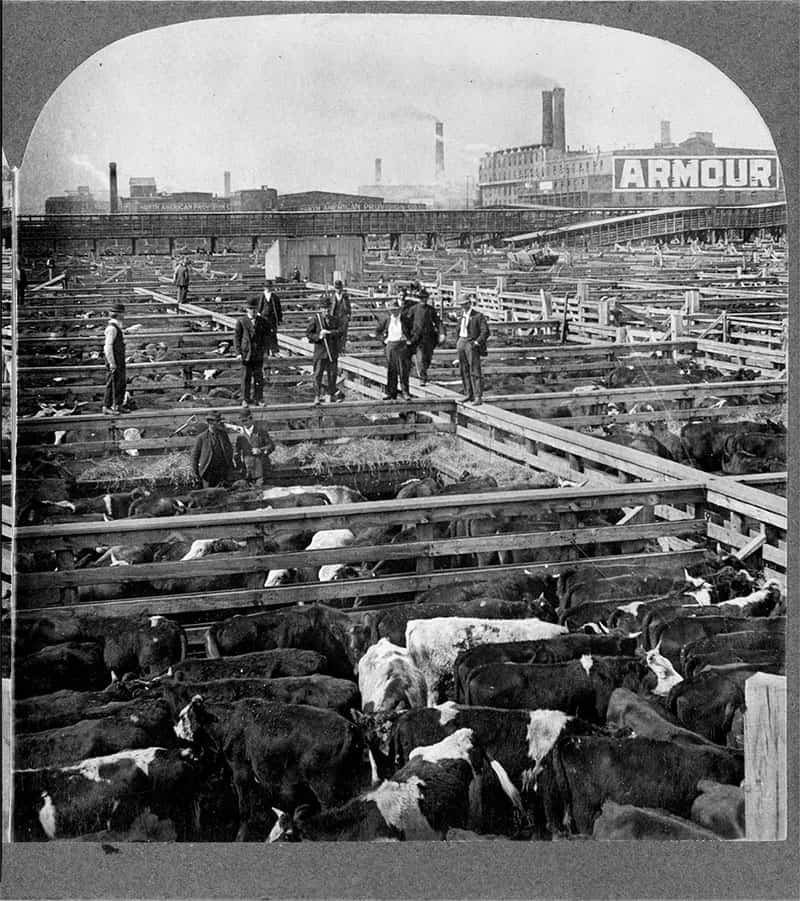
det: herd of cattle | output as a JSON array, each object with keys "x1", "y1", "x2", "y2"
[{"x1": 13, "y1": 550, "x2": 784, "y2": 842}]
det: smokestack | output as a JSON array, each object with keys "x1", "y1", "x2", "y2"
[
  {"x1": 224, "y1": 171, "x2": 231, "y2": 197},
  {"x1": 109, "y1": 162, "x2": 118, "y2": 213},
  {"x1": 435, "y1": 121, "x2": 445, "y2": 181},
  {"x1": 660, "y1": 120, "x2": 671, "y2": 146},
  {"x1": 552, "y1": 88, "x2": 566, "y2": 152},
  {"x1": 541, "y1": 90, "x2": 554, "y2": 147},
  {"x1": 375, "y1": 158, "x2": 382, "y2": 185}
]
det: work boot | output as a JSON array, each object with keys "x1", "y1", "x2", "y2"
[
  {"x1": 401, "y1": 392, "x2": 412, "y2": 401},
  {"x1": 101, "y1": 406, "x2": 114, "y2": 415},
  {"x1": 312, "y1": 395, "x2": 321, "y2": 406}
]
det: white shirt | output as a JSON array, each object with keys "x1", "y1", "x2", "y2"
[
  {"x1": 459, "y1": 310, "x2": 471, "y2": 339},
  {"x1": 386, "y1": 313, "x2": 404, "y2": 343},
  {"x1": 104, "y1": 317, "x2": 123, "y2": 366}
]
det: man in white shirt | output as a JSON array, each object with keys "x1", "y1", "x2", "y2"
[
  {"x1": 102, "y1": 302, "x2": 127, "y2": 414},
  {"x1": 456, "y1": 295, "x2": 490, "y2": 405},
  {"x1": 375, "y1": 297, "x2": 413, "y2": 401}
]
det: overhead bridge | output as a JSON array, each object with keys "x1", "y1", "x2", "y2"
[
  {"x1": 18, "y1": 208, "x2": 575, "y2": 248},
  {"x1": 508, "y1": 202, "x2": 787, "y2": 248}
]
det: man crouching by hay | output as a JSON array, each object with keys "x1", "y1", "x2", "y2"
[
  {"x1": 233, "y1": 407, "x2": 275, "y2": 486},
  {"x1": 191, "y1": 411, "x2": 235, "y2": 487}
]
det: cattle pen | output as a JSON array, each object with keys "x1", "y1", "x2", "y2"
[{"x1": 4, "y1": 233, "x2": 789, "y2": 844}]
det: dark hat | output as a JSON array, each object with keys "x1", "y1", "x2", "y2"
[
  {"x1": 246, "y1": 298, "x2": 260, "y2": 310},
  {"x1": 418, "y1": 288, "x2": 430, "y2": 300},
  {"x1": 460, "y1": 296, "x2": 472, "y2": 307},
  {"x1": 265, "y1": 279, "x2": 274, "y2": 286},
  {"x1": 206, "y1": 411, "x2": 224, "y2": 423},
  {"x1": 110, "y1": 303, "x2": 125, "y2": 314},
  {"x1": 239, "y1": 407, "x2": 253, "y2": 420},
  {"x1": 334, "y1": 280, "x2": 344, "y2": 289}
]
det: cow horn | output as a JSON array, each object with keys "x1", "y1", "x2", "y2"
[
  {"x1": 166, "y1": 666, "x2": 173, "y2": 677},
  {"x1": 654, "y1": 639, "x2": 662, "y2": 655},
  {"x1": 110, "y1": 670, "x2": 118, "y2": 683}
]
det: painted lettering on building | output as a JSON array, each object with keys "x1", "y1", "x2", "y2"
[{"x1": 613, "y1": 156, "x2": 779, "y2": 191}]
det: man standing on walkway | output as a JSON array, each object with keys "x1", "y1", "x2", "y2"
[
  {"x1": 375, "y1": 297, "x2": 413, "y2": 401},
  {"x1": 235, "y1": 298, "x2": 270, "y2": 405},
  {"x1": 306, "y1": 294, "x2": 341, "y2": 405},
  {"x1": 173, "y1": 256, "x2": 191, "y2": 304},
  {"x1": 456, "y1": 295, "x2": 490, "y2": 405},
  {"x1": 102, "y1": 302, "x2": 127, "y2": 415},
  {"x1": 329, "y1": 279, "x2": 351, "y2": 349},
  {"x1": 191, "y1": 411, "x2": 235, "y2": 487},
  {"x1": 233, "y1": 407, "x2": 275, "y2": 486},
  {"x1": 261, "y1": 279, "x2": 283, "y2": 357},
  {"x1": 409, "y1": 288, "x2": 441, "y2": 386}
]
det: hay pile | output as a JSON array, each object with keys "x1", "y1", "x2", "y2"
[
  {"x1": 272, "y1": 435, "x2": 558, "y2": 487},
  {"x1": 77, "y1": 452, "x2": 195, "y2": 488}
]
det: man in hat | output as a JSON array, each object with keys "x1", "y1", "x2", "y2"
[
  {"x1": 233, "y1": 407, "x2": 275, "y2": 486},
  {"x1": 102, "y1": 302, "x2": 127, "y2": 415},
  {"x1": 260, "y1": 280, "x2": 283, "y2": 357},
  {"x1": 329, "y1": 279, "x2": 351, "y2": 349},
  {"x1": 409, "y1": 288, "x2": 442, "y2": 387},
  {"x1": 173, "y1": 256, "x2": 191, "y2": 304},
  {"x1": 235, "y1": 298, "x2": 270, "y2": 405},
  {"x1": 191, "y1": 411, "x2": 235, "y2": 487},
  {"x1": 456, "y1": 294, "x2": 490, "y2": 405},
  {"x1": 292, "y1": 266, "x2": 302, "y2": 283},
  {"x1": 306, "y1": 293, "x2": 342, "y2": 404},
  {"x1": 374, "y1": 297, "x2": 413, "y2": 401}
]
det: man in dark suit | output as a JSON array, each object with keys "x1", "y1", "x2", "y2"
[
  {"x1": 329, "y1": 280, "x2": 352, "y2": 348},
  {"x1": 456, "y1": 295, "x2": 490, "y2": 405},
  {"x1": 234, "y1": 298, "x2": 270, "y2": 405},
  {"x1": 102, "y1": 302, "x2": 127, "y2": 415},
  {"x1": 173, "y1": 256, "x2": 191, "y2": 304},
  {"x1": 374, "y1": 297, "x2": 414, "y2": 401},
  {"x1": 232, "y1": 407, "x2": 275, "y2": 486},
  {"x1": 409, "y1": 288, "x2": 442, "y2": 386},
  {"x1": 191, "y1": 411, "x2": 235, "y2": 487},
  {"x1": 260, "y1": 280, "x2": 283, "y2": 357},
  {"x1": 306, "y1": 294, "x2": 342, "y2": 404}
]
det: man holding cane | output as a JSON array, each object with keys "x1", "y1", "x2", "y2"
[{"x1": 306, "y1": 294, "x2": 341, "y2": 405}]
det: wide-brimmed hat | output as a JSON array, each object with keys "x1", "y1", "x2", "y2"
[
  {"x1": 460, "y1": 297, "x2": 472, "y2": 307},
  {"x1": 110, "y1": 303, "x2": 125, "y2": 314},
  {"x1": 418, "y1": 288, "x2": 430, "y2": 300},
  {"x1": 265, "y1": 279, "x2": 274, "y2": 287},
  {"x1": 206, "y1": 411, "x2": 224, "y2": 423},
  {"x1": 334, "y1": 280, "x2": 344, "y2": 289}
]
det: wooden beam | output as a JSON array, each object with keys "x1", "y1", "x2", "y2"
[{"x1": 744, "y1": 673, "x2": 786, "y2": 840}]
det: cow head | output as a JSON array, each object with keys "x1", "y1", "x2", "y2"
[
  {"x1": 351, "y1": 709, "x2": 397, "y2": 779},
  {"x1": 174, "y1": 694, "x2": 217, "y2": 747},
  {"x1": 644, "y1": 642, "x2": 683, "y2": 696}
]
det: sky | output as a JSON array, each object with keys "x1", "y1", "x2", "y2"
[{"x1": 17, "y1": 13, "x2": 776, "y2": 212}]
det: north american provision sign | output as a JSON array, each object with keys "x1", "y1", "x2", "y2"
[{"x1": 613, "y1": 156, "x2": 779, "y2": 191}]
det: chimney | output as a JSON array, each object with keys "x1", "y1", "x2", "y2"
[
  {"x1": 109, "y1": 162, "x2": 118, "y2": 213},
  {"x1": 552, "y1": 88, "x2": 566, "y2": 152},
  {"x1": 224, "y1": 171, "x2": 231, "y2": 197},
  {"x1": 660, "y1": 121, "x2": 671, "y2": 146},
  {"x1": 435, "y1": 121, "x2": 445, "y2": 181},
  {"x1": 375, "y1": 158, "x2": 382, "y2": 185},
  {"x1": 541, "y1": 90, "x2": 554, "y2": 147}
]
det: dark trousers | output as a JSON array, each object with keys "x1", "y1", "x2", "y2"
[
  {"x1": 177, "y1": 285, "x2": 189, "y2": 304},
  {"x1": 457, "y1": 337, "x2": 483, "y2": 401},
  {"x1": 385, "y1": 341, "x2": 410, "y2": 398},
  {"x1": 414, "y1": 340, "x2": 436, "y2": 383},
  {"x1": 201, "y1": 467, "x2": 228, "y2": 488},
  {"x1": 103, "y1": 366, "x2": 126, "y2": 409},
  {"x1": 241, "y1": 360, "x2": 264, "y2": 404},
  {"x1": 313, "y1": 353, "x2": 338, "y2": 398}
]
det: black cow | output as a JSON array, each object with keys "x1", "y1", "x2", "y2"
[
  {"x1": 680, "y1": 630, "x2": 784, "y2": 675},
  {"x1": 453, "y1": 634, "x2": 637, "y2": 703},
  {"x1": 281, "y1": 728, "x2": 513, "y2": 841},
  {"x1": 14, "y1": 747, "x2": 201, "y2": 841},
  {"x1": 666, "y1": 668, "x2": 753, "y2": 744},
  {"x1": 204, "y1": 605, "x2": 359, "y2": 679},
  {"x1": 536, "y1": 734, "x2": 743, "y2": 835},
  {"x1": 174, "y1": 698, "x2": 370, "y2": 841},
  {"x1": 159, "y1": 675, "x2": 360, "y2": 719},
  {"x1": 15, "y1": 642, "x2": 108, "y2": 699},
  {"x1": 463, "y1": 657, "x2": 648, "y2": 723},
  {"x1": 168, "y1": 648, "x2": 330, "y2": 682},
  {"x1": 16, "y1": 612, "x2": 187, "y2": 680},
  {"x1": 592, "y1": 800, "x2": 720, "y2": 840},
  {"x1": 14, "y1": 684, "x2": 137, "y2": 733},
  {"x1": 15, "y1": 698, "x2": 175, "y2": 769}
]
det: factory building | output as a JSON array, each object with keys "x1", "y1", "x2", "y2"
[
  {"x1": 359, "y1": 121, "x2": 474, "y2": 209},
  {"x1": 478, "y1": 90, "x2": 783, "y2": 209},
  {"x1": 44, "y1": 185, "x2": 107, "y2": 215},
  {"x1": 277, "y1": 191, "x2": 415, "y2": 211}
]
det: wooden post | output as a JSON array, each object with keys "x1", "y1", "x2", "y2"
[
  {"x1": 540, "y1": 289, "x2": 552, "y2": 320},
  {"x1": 744, "y1": 673, "x2": 786, "y2": 840},
  {"x1": 722, "y1": 311, "x2": 729, "y2": 344},
  {"x1": 415, "y1": 522, "x2": 434, "y2": 574},
  {"x1": 615, "y1": 326, "x2": 628, "y2": 344},
  {"x1": 2, "y1": 678, "x2": 10, "y2": 841},
  {"x1": 55, "y1": 549, "x2": 76, "y2": 605},
  {"x1": 597, "y1": 299, "x2": 609, "y2": 327},
  {"x1": 669, "y1": 311, "x2": 684, "y2": 359},
  {"x1": 452, "y1": 280, "x2": 461, "y2": 306}
]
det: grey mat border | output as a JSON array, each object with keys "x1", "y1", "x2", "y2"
[{"x1": 1, "y1": 2, "x2": 798, "y2": 898}]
